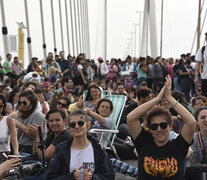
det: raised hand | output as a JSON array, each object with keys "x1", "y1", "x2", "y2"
[
  {"x1": 74, "y1": 165, "x2": 83, "y2": 180},
  {"x1": 156, "y1": 84, "x2": 166, "y2": 102},
  {"x1": 83, "y1": 168, "x2": 92, "y2": 180},
  {"x1": 164, "y1": 75, "x2": 173, "y2": 101}
]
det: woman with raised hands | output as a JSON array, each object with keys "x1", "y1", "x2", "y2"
[{"x1": 127, "y1": 75, "x2": 196, "y2": 179}]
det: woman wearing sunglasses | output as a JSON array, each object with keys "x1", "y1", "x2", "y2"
[
  {"x1": 11, "y1": 90, "x2": 47, "y2": 154},
  {"x1": 127, "y1": 75, "x2": 196, "y2": 179},
  {"x1": 0, "y1": 94, "x2": 19, "y2": 162},
  {"x1": 47, "y1": 109, "x2": 115, "y2": 180}
]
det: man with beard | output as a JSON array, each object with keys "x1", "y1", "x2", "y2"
[{"x1": 9, "y1": 90, "x2": 46, "y2": 154}]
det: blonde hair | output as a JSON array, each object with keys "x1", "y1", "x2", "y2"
[{"x1": 48, "y1": 66, "x2": 57, "y2": 75}]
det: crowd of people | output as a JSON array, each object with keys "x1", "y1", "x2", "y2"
[{"x1": 0, "y1": 33, "x2": 207, "y2": 179}]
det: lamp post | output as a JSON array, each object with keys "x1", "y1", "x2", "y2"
[
  {"x1": 127, "y1": 37, "x2": 133, "y2": 56},
  {"x1": 129, "y1": 32, "x2": 135, "y2": 56},
  {"x1": 132, "y1": 23, "x2": 140, "y2": 57},
  {"x1": 136, "y1": 11, "x2": 144, "y2": 56}
]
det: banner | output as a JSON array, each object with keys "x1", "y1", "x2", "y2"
[{"x1": 18, "y1": 28, "x2": 24, "y2": 69}]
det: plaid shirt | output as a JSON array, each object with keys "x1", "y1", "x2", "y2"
[{"x1": 110, "y1": 158, "x2": 138, "y2": 178}]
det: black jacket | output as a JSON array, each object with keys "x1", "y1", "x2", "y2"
[{"x1": 46, "y1": 137, "x2": 115, "y2": 180}]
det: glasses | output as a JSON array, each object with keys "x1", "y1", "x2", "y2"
[
  {"x1": 149, "y1": 122, "x2": 169, "y2": 131},
  {"x1": 4, "y1": 88, "x2": 10, "y2": 91},
  {"x1": 58, "y1": 102, "x2": 67, "y2": 107},
  {"x1": 0, "y1": 104, "x2": 4, "y2": 108},
  {"x1": 18, "y1": 101, "x2": 27, "y2": 106},
  {"x1": 69, "y1": 120, "x2": 85, "y2": 128}
]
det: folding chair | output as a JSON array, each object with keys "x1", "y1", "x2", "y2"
[{"x1": 89, "y1": 95, "x2": 127, "y2": 159}]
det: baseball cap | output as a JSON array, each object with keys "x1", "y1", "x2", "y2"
[
  {"x1": 43, "y1": 82, "x2": 50, "y2": 87},
  {"x1": 98, "y1": 57, "x2": 103, "y2": 61}
]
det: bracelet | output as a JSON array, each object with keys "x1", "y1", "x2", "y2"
[{"x1": 171, "y1": 101, "x2": 178, "y2": 108}]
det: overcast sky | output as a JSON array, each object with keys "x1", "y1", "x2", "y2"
[{"x1": 0, "y1": 0, "x2": 205, "y2": 68}]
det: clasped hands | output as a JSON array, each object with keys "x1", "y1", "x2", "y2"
[{"x1": 156, "y1": 75, "x2": 174, "y2": 103}]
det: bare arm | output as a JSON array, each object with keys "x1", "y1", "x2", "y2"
[
  {"x1": 164, "y1": 76, "x2": 196, "y2": 144},
  {"x1": 85, "y1": 109, "x2": 105, "y2": 124},
  {"x1": 29, "y1": 124, "x2": 55, "y2": 160},
  {"x1": 194, "y1": 61, "x2": 201, "y2": 84},
  {"x1": 7, "y1": 118, "x2": 19, "y2": 155},
  {"x1": 0, "y1": 159, "x2": 21, "y2": 178}
]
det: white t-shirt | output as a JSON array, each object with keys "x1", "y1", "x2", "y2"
[
  {"x1": 195, "y1": 45, "x2": 207, "y2": 79},
  {"x1": 70, "y1": 143, "x2": 95, "y2": 180},
  {"x1": 0, "y1": 116, "x2": 10, "y2": 152},
  {"x1": 77, "y1": 64, "x2": 83, "y2": 72}
]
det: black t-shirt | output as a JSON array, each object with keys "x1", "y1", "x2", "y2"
[
  {"x1": 44, "y1": 130, "x2": 72, "y2": 148},
  {"x1": 180, "y1": 65, "x2": 193, "y2": 79},
  {"x1": 27, "y1": 62, "x2": 36, "y2": 73},
  {"x1": 134, "y1": 128, "x2": 190, "y2": 180},
  {"x1": 29, "y1": 130, "x2": 72, "y2": 161},
  {"x1": 120, "y1": 103, "x2": 138, "y2": 124}
]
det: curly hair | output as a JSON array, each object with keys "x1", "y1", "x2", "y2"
[
  {"x1": 146, "y1": 106, "x2": 172, "y2": 128},
  {"x1": 96, "y1": 98, "x2": 113, "y2": 114}
]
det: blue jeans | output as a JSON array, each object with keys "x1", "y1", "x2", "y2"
[{"x1": 173, "y1": 76, "x2": 180, "y2": 91}]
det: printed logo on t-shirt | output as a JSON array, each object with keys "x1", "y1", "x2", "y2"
[
  {"x1": 144, "y1": 156, "x2": 178, "y2": 177},
  {"x1": 83, "y1": 162, "x2": 95, "y2": 170}
]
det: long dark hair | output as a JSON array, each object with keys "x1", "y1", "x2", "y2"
[
  {"x1": 85, "y1": 83, "x2": 101, "y2": 101},
  {"x1": 0, "y1": 94, "x2": 7, "y2": 116},
  {"x1": 7, "y1": 86, "x2": 20, "y2": 107},
  {"x1": 17, "y1": 90, "x2": 38, "y2": 119}
]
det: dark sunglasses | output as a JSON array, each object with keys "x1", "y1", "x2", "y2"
[
  {"x1": 58, "y1": 102, "x2": 67, "y2": 107},
  {"x1": 18, "y1": 101, "x2": 27, "y2": 106},
  {"x1": 69, "y1": 120, "x2": 85, "y2": 128},
  {"x1": 0, "y1": 104, "x2": 4, "y2": 108},
  {"x1": 149, "y1": 122, "x2": 168, "y2": 131}
]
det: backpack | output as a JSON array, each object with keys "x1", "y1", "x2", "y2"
[{"x1": 71, "y1": 64, "x2": 80, "y2": 80}]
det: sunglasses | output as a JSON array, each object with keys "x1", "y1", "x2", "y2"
[
  {"x1": 149, "y1": 122, "x2": 169, "y2": 131},
  {"x1": 58, "y1": 102, "x2": 67, "y2": 107},
  {"x1": 0, "y1": 104, "x2": 4, "y2": 108},
  {"x1": 69, "y1": 120, "x2": 85, "y2": 128},
  {"x1": 18, "y1": 101, "x2": 27, "y2": 106}
]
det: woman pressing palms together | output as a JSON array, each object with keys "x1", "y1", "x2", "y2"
[{"x1": 127, "y1": 75, "x2": 196, "y2": 180}]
